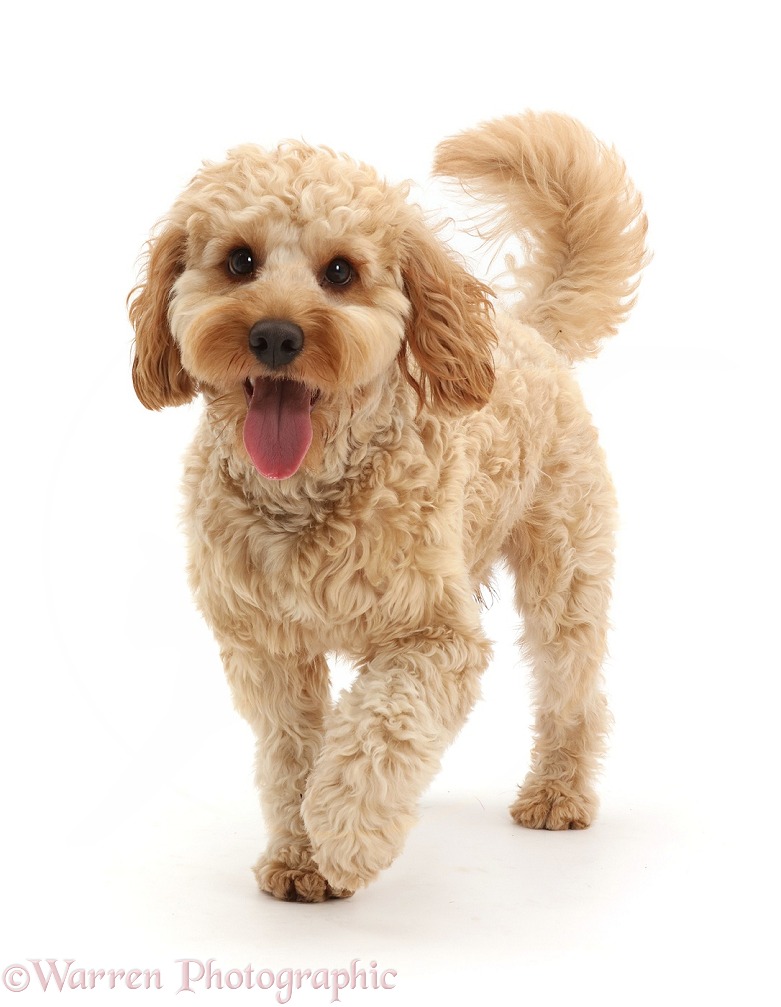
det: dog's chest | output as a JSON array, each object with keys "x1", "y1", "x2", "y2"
[
  {"x1": 257, "y1": 507, "x2": 393, "y2": 618},
  {"x1": 190, "y1": 473, "x2": 446, "y2": 655}
]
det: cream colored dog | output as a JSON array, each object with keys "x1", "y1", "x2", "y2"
[{"x1": 130, "y1": 112, "x2": 647, "y2": 901}]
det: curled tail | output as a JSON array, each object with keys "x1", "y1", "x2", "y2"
[{"x1": 433, "y1": 112, "x2": 649, "y2": 361}]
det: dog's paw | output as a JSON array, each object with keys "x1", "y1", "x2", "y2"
[
  {"x1": 302, "y1": 792, "x2": 409, "y2": 892},
  {"x1": 253, "y1": 854, "x2": 353, "y2": 903},
  {"x1": 306, "y1": 835, "x2": 391, "y2": 893},
  {"x1": 510, "y1": 778, "x2": 596, "y2": 831}
]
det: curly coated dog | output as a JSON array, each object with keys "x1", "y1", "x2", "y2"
[{"x1": 129, "y1": 111, "x2": 648, "y2": 900}]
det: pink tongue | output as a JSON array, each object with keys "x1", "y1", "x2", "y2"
[{"x1": 243, "y1": 378, "x2": 313, "y2": 479}]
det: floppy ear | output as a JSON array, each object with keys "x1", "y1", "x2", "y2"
[
  {"x1": 399, "y1": 220, "x2": 496, "y2": 414},
  {"x1": 128, "y1": 222, "x2": 196, "y2": 410}
]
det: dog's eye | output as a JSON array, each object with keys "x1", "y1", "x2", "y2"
[
  {"x1": 227, "y1": 247, "x2": 255, "y2": 277},
  {"x1": 323, "y1": 257, "x2": 354, "y2": 286}
]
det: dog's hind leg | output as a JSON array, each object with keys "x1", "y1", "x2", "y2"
[
  {"x1": 503, "y1": 435, "x2": 616, "y2": 830},
  {"x1": 221, "y1": 648, "x2": 353, "y2": 902}
]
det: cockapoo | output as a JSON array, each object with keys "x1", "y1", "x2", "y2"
[{"x1": 130, "y1": 112, "x2": 648, "y2": 901}]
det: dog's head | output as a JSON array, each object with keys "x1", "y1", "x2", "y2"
[{"x1": 129, "y1": 142, "x2": 495, "y2": 479}]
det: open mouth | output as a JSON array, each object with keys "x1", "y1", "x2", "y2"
[{"x1": 242, "y1": 376, "x2": 320, "y2": 480}]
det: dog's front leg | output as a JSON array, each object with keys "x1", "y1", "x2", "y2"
[
  {"x1": 221, "y1": 647, "x2": 352, "y2": 902},
  {"x1": 301, "y1": 626, "x2": 490, "y2": 892}
]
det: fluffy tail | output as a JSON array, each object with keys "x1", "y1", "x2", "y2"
[{"x1": 433, "y1": 112, "x2": 649, "y2": 360}]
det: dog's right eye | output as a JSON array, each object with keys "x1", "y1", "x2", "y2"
[{"x1": 227, "y1": 247, "x2": 255, "y2": 277}]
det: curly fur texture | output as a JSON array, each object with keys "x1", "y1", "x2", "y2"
[{"x1": 129, "y1": 112, "x2": 648, "y2": 901}]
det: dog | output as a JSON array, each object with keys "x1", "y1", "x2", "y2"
[{"x1": 129, "y1": 112, "x2": 648, "y2": 901}]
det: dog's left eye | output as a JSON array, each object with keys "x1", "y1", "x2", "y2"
[{"x1": 323, "y1": 257, "x2": 354, "y2": 286}]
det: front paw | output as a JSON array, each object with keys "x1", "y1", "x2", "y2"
[
  {"x1": 510, "y1": 777, "x2": 597, "y2": 831},
  {"x1": 301, "y1": 790, "x2": 414, "y2": 892},
  {"x1": 254, "y1": 850, "x2": 353, "y2": 903}
]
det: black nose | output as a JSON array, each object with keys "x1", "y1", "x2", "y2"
[{"x1": 248, "y1": 319, "x2": 304, "y2": 369}]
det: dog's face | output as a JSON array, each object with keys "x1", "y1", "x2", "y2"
[{"x1": 130, "y1": 142, "x2": 496, "y2": 480}]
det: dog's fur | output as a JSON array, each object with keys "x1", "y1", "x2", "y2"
[{"x1": 130, "y1": 112, "x2": 648, "y2": 901}]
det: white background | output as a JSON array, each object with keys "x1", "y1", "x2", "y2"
[{"x1": 1, "y1": 1, "x2": 779, "y2": 1003}]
